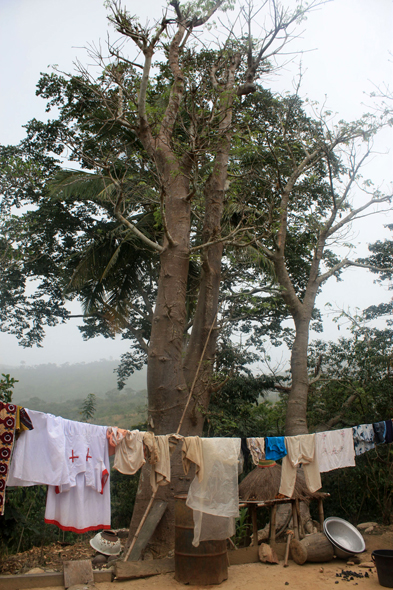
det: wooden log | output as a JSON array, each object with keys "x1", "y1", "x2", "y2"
[
  {"x1": 290, "y1": 538, "x2": 307, "y2": 565},
  {"x1": 299, "y1": 533, "x2": 334, "y2": 563}
]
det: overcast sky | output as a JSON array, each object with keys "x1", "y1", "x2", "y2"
[{"x1": 0, "y1": 0, "x2": 392, "y2": 369}]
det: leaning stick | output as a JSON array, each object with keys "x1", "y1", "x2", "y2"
[
  {"x1": 176, "y1": 310, "x2": 218, "y2": 435},
  {"x1": 123, "y1": 489, "x2": 158, "y2": 561},
  {"x1": 283, "y1": 530, "x2": 294, "y2": 567}
]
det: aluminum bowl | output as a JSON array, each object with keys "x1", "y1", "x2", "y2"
[
  {"x1": 324, "y1": 528, "x2": 355, "y2": 557},
  {"x1": 323, "y1": 517, "x2": 365, "y2": 555}
]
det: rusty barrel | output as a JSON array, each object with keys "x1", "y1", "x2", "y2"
[{"x1": 174, "y1": 495, "x2": 228, "y2": 585}]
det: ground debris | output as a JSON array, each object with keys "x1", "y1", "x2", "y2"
[
  {"x1": 0, "y1": 539, "x2": 122, "y2": 575},
  {"x1": 335, "y1": 569, "x2": 370, "y2": 582}
]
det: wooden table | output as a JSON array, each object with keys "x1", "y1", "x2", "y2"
[{"x1": 240, "y1": 493, "x2": 329, "y2": 547}]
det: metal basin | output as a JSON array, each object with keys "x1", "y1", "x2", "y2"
[{"x1": 323, "y1": 517, "x2": 366, "y2": 555}]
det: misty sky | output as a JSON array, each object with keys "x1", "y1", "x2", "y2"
[{"x1": 0, "y1": 0, "x2": 392, "y2": 369}]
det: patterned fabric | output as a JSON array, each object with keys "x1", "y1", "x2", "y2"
[
  {"x1": 373, "y1": 421, "x2": 386, "y2": 445},
  {"x1": 246, "y1": 437, "x2": 265, "y2": 466},
  {"x1": 265, "y1": 437, "x2": 287, "y2": 461},
  {"x1": 17, "y1": 407, "x2": 34, "y2": 432},
  {"x1": 0, "y1": 402, "x2": 17, "y2": 515},
  {"x1": 385, "y1": 419, "x2": 393, "y2": 444},
  {"x1": 352, "y1": 424, "x2": 375, "y2": 456}
]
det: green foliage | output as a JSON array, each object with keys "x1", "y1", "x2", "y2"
[
  {"x1": 0, "y1": 486, "x2": 78, "y2": 556},
  {"x1": 79, "y1": 393, "x2": 97, "y2": 422},
  {"x1": 0, "y1": 373, "x2": 18, "y2": 403},
  {"x1": 110, "y1": 469, "x2": 140, "y2": 529}
]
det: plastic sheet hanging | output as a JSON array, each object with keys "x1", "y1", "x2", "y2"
[{"x1": 186, "y1": 437, "x2": 241, "y2": 547}]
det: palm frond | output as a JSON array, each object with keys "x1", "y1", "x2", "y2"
[{"x1": 48, "y1": 170, "x2": 116, "y2": 203}]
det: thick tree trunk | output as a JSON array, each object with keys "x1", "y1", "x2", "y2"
[{"x1": 285, "y1": 315, "x2": 311, "y2": 435}]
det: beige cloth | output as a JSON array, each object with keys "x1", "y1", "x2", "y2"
[
  {"x1": 246, "y1": 437, "x2": 265, "y2": 465},
  {"x1": 182, "y1": 436, "x2": 204, "y2": 482},
  {"x1": 279, "y1": 434, "x2": 321, "y2": 498},
  {"x1": 150, "y1": 434, "x2": 171, "y2": 492},
  {"x1": 143, "y1": 431, "x2": 159, "y2": 465},
  {"x1": 113, "y1": 430, "x2": 146, "y2": 475}
]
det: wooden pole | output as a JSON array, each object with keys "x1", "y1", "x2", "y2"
[
  {"x1": 269, "y1": 504, "x2": 277, "y2": 544},
  {"x1": 296, "y1": 499, "x2": 304, "y2": 539},
  {"x1": 283, "y1": 530, "x2": 294, "y2": 567},
  {"x1": 318, "y1": 497, "x2": 325, "y2": 530},
  {"x1": 251, "y1": 505, "x2": 258, "y2": 547},
  {"x1": 291, "y1": 500, "x2": 299, "y2": 540}
]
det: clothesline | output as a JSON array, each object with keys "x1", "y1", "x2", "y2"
[{"x1": 1, "y1": 401, "x2": 392, "y2": 547}]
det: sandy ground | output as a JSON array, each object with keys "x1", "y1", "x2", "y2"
[
  {"x1": 17, "y1": 561, "x2": 381, "y2": 590},
  {"x1": 4, "y1": 527, "x2": 392, "y2": 590}
]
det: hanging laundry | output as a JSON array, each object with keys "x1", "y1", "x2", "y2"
[
  {"x1": 352, "y1": 424, "x2": 375, "y2": 456},
  {"x1": 7, "y1": 410, "x2": 111, "y2": 533},
  {"x1": 316, "y1": 429, "x2": 356, "y2": 473},
  {"x1": 182, "y1": 436, "x2": 204, "y2": 482},
  {"x1": 240, "y1": 438, "x2": 251, "y2": 468},
  {"x1": 16, "y1": 407, "x2": 34, "y2": 433},
  {"x1": 385, "y1": 419, "x2": 393, "y2": 444},
  {"x1": 113, "y1": 430, "x2": 146, "y2": 475},
  {"x1": 373, "y1": 421, "x2": 386, "y2": 445},
  {"x1": 246, "y1": 437, "x2": 265, "y2": 466},
  {"x1": 7, "y1": 410, "x2": 70, "y2": 487},
  {"x1": 106, "y1": 427, "x2": 128, "y2": 456},
  {"x1": 143, "y1": 431, "x2": 159, "y2": 465},
  {"x1": 44, "y1": 420, "x2": 110, "y2": 533},
  {"x1": 0, "y1": 403, "x2": 17, "y2": 515},
  {"x1": 150, "y1": 434, "x2": 171, "y2": 492},
  {"x1": 279, "y1": 434, "x2": 321, "y2": 498},
  {"x1": 186, "y1": 438, "x2": 241, "y2": 547},
  {"x1": 265, "y1": 437, "x2": 287, "y2": 461}
]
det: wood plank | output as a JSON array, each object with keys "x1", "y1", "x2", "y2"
[
  {"x1": 127, "y1": 500, "x2": 168, "y2": 561},
  {"x1": 228, "y1": 546, "x2": 259, "y2": 565},
  {"x1": 63, "y1": 560, "x2": 94, "y2": 589},
  {"x1": 115, "y1": 557, "x2": 175, "y2": 580},
  {"x1": 0, "y1": 569, "x2": 113, "y2": 590}
]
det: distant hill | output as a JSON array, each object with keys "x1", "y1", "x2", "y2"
[
  {"x1": 0, "y1": 360, "x2": 147, "y2": 402},
  {"x1": 17, "y1": 388, "x2": 148, "y2": 429}
]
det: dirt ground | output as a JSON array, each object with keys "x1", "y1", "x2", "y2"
[{"x1": 1, "y1": 527, "x2": 392, "y2": 590}]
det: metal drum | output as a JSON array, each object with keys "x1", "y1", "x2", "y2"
[{"x1": 174, "y1": 495, "x2": 228, "y2": 585}]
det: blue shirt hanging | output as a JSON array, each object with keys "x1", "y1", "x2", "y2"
[{"x1": 265, "y1": 437, "x2": 287, "y2": 461}]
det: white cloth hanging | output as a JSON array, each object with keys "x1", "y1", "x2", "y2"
[
  {"x1": 316, "y1": 428, "x2": 356, "y2": 472},
  {"x1": 7, "y1": 410, "x2": 111, "y2": 533},
  {"x1": 7, "y1": 410, "x2": 70, "y2": 487},
  {"x1": 186, "y1": 438, "x2": 241, "y2": 547}
]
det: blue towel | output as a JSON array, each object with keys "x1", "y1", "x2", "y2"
[{"x1": 265, "y1": 437, "x2": 287, "y2": 460}]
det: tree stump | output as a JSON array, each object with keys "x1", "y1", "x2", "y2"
[
  {"x1": 290, "y1": 533, "x2": 334, "y2": 564},
  {"x1": 290, "y1": 538, "x2": 307, "y2": 565}
]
